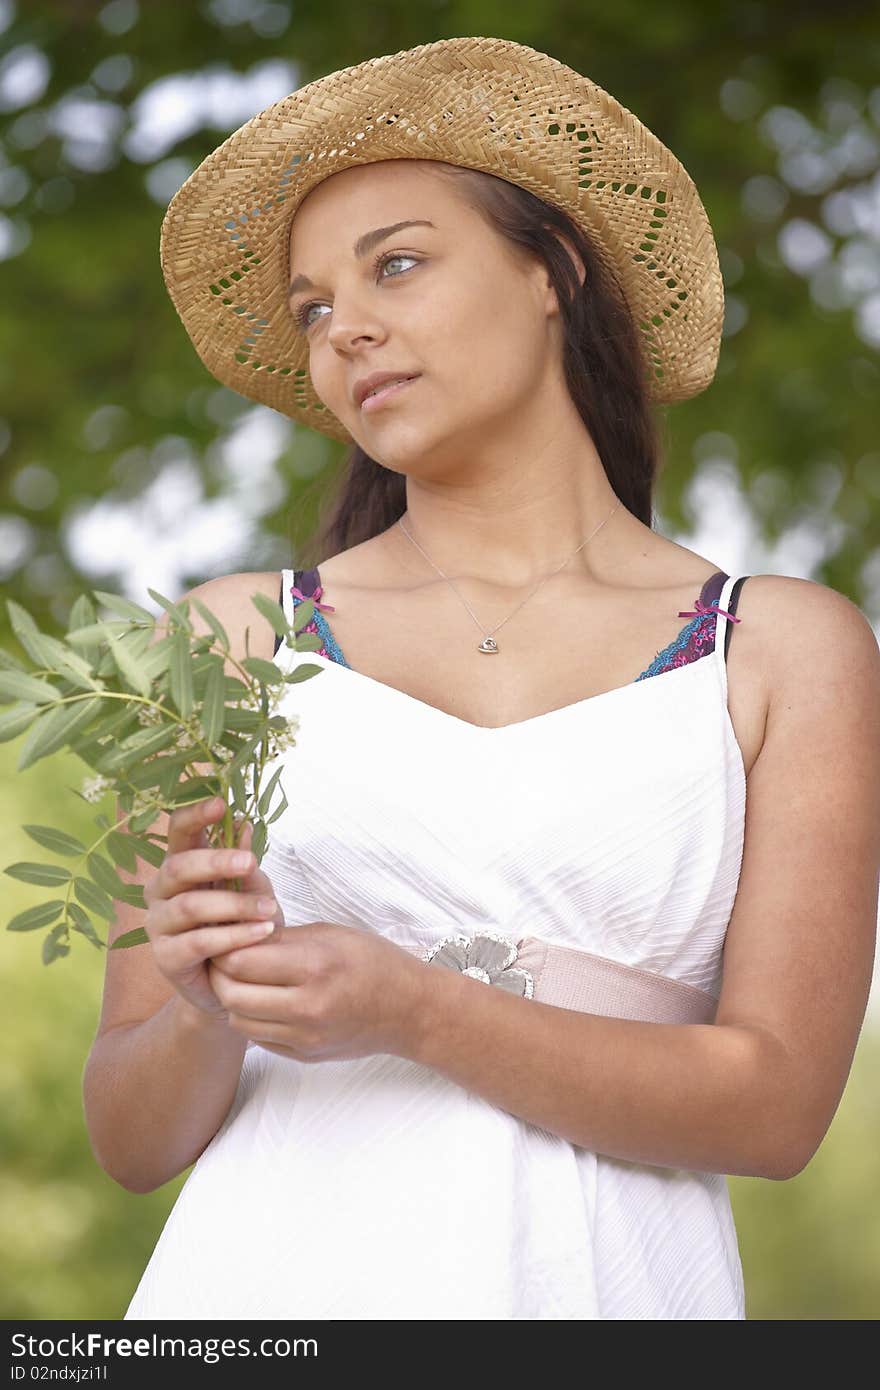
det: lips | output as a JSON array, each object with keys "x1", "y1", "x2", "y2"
[
  {"x1": 359, "y1": 374, "x2": 420, "y2": 411},
  {"x1": 363, "y1": 374, "x2": 415, "y2": 401}
]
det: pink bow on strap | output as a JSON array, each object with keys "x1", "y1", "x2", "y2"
[
  {"x1": 677, "y1": 597, "x2": 741, "y2": 622},
  {"x1": 291, "y1": 583, "x2": 336, "y2": 614}
]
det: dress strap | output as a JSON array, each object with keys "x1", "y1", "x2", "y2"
[
  {"x1": 713, "y1": 573, "x2": 748, "y2": 662},
  {"x1": 279, "y1": 568, "x2": 295, "y2": 626}
]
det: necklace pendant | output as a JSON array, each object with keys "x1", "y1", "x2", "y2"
[{"x1": 477, "y1": 636, "x2": 499, "y2": 654}]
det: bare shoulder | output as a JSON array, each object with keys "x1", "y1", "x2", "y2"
[
  {"x1": 744, "y1": 572, "x2": 880, "y2": 790},
  {"x1": 747, "y1": 573, "x2": 880, "y2": 702},
  {"x1": 162, "y1": 570, "x2": 283, "y2": 666}
]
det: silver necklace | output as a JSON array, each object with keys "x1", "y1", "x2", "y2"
[{"x1": 396, "y1": 498, "x2": 622, "y2": 654}]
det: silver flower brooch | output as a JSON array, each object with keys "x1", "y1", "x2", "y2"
[{"x1": 423, "y1": 931, "x2": 534, "y2": 998}]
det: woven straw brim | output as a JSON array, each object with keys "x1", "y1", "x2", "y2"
[{"x1": 160, "y1": 35, "x2": 724, "y2": 443}]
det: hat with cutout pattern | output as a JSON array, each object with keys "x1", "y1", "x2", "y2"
[{"x1": 159, "y1": 35, "x2": 725, "y2": 444}]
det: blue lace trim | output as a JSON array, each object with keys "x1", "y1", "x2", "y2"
[
  {"x1": 309, "y1": 606, "x2": 352, "y2": 668},
  {"x1": 633, "y1": 604, "x2": 719, "y2": 681}
]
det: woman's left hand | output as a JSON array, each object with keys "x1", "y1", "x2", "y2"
[{"x1": 206, "y1": 919, "x2": 431, "y2": 1063}]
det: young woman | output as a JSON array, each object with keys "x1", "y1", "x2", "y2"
[{"x1": 83, "y1": 37, "x2": 880, "y2": 1320}]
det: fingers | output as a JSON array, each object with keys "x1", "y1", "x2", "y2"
[
  {"x1": 156, "y1": 801, "x2": 256, "y2": 902},
  {"x1": 158, "y1": 885, "x2": 277, "y2": 936},
  {"x1": 166, "y1": 794, "x2": 225, "y2": 855},
  {"x1": 155, "y1": 919, "x2": 276, "y2": 966}
]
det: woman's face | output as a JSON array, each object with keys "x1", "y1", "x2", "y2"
[{"x1": 286, "y1": 159, "x2": 565, "y2": 481}]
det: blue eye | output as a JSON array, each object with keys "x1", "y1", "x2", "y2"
[{"x1": 294, "y1": 251, "x2": 419, "y2": 332}]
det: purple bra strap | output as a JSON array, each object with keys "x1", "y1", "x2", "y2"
[
  {"x1": 292, "y1": 566, "x2": 335, "y2": 613},
  {"x1": 678, "y1": 569, "x2": 741, "y2": 625}
]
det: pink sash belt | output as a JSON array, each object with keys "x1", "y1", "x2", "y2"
[{"x1": 407, "y1": 930, "x2": 718, "y2": 1025}]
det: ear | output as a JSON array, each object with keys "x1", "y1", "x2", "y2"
[
  {"x1": 537, "y1": 229, "x2": 587, "y2": 319},
  {"x1": 553, "y1": 230, "x2": 587, "y2": 290}
]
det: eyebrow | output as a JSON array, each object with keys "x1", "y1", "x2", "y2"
[{"x1": 287, "y1": 220, "x2": 436, "y2": 299}]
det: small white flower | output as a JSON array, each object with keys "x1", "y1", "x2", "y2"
[
  {"x1": 81, "y1": 773, "x2": 113, "y2": 804},
  {"x1": 423, "y1": 930, "x2": 534, "y2": 998},
  {"x1": 264, "y1": 714, "x2": 300, "y2": 757}
]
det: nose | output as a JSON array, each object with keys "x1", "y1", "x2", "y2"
[{"x1": 326, "y1": 306, "x2": 386, "y2": 352}]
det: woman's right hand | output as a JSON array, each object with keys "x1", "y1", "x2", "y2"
[{"x1": 142, "y1": 796, "x2": 283, "y2": 1020}]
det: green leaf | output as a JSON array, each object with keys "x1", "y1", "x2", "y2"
[
  {"x1": 226, "y1": 732, "x2": 261, "y2": 779},
  {"x1": 22, "y1": 824, "x2": 87, "y2": 856},
  {"x1": 139, "y1": 633, "x2": 175, "y2": 684},
  {"x1": 4, "y1": 861, "x2": 72, "y2": 886},
  {"x1": 16, "y1": 695, "x2": 105, "y2": 771},
  {"x1": 109, "y1": 926, "x2": 149, "y2": 949},
  {"x1": 0, "y1": 702, "x2": 39, "y2": 742},
  {"x1": 257, "y1": 763, "x2": 284, "y2": 817},
  {"x1": 266, "y1": 788, "x2": 289, "y2": 825},
  {"x1": 6, "y1": 899, "x2": 67, "y2": 932},
  {"x1": 108, "y1": 631, "x2": 152, "y2": 698},
  {"x1": 105, "y1": 828, "x2": 138, "y2": 873},
  {"x1": 42, "y1": 923, "x2": 70, "y2": 965},
  {"x1": 293, "y1": 633, "x2": 325, "y2": 652},
  {"x1": 128, "y1": 804, "x2": 164, "y2": 835},
  {"x1": 0, "y1": 669, "x2": 62, "y2": 705},
  {"x1": 249, "y1": 590, "x2": 289, "y2": 637},
  {"x1": 292, "y1": 597, "x2": 315, "y2": 631},
  {"x1": 5, "y1": 599, "x2": 63, "y2": 668},
  {"x1": 286, "y1": 661, "x2": 324, "y2": 682},
  {"x1": 121, "y1": 833, "x2": 165, "y2": 869},
  {"x1": 169, "y1": 629, "x2": 194, "y2": 718},
  {"x1": 228, "y1": 764, "x2": 246, "y2": 806},
  {"x1": 91, "y1": 590, "x2": 157, "y2": 623},
  {"x1": 115, "y1": 883, "x2": 146, "y2": 910},
  {"x1": 250, "y1": 818, "x2": 266, "y2": 861},
  {"x1": 197, "y1": 656, "x2": 226, "y2": 750},
  {"x1": 20, "y1": 628, "x2": 102, "y2": 692},
  {"x1": 66, "y1": 619, "x2": 132, "y2": 647},
  {"x1": 240, "y1": 656, "x2": 285, "y2": 685},
  {"x1": 67, "y1": 903, "x2": 105, "y2": 949},
  {"x1": 146, "y1": 589, "x2": 193, "y2": 633},
  {"x1": 86, "y1": 850, "x2": 129, "y2": 899},
  {"x1": 119, "y1": 750, "x2": 184, "y2": 795},
  {"x1": 73, "y1": 875, "x2": 116, "y2": 921},
  {"x1": 74, "y1": 711, "x2": 159, "y2": 767},
  {"x1": 189, "y1": 595, "x2": 230, "y2": 651},
  {"x1": 154, "y1": 780, "x2": 219, "y2": 813},
  {"x1": 66, "y1": 592, "x2": 97, "y2": 637},
  {"x1": 116, "y1": 721, "x2": 180, "y2": 761},
  {"x1": 70, "y1": 699, "x2": 142, "y2": 753}
]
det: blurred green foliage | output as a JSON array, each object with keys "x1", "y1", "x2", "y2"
[
  {"x1": 0, "y1": 0, "x2": 879, "y2": 637},
  {"x1": 1, "y1": 0, "x2": 878, "y2": 1322}
]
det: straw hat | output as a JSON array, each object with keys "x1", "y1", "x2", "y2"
[{"x1": 159, "y1": 35, "x2": 724, "y2": 444}]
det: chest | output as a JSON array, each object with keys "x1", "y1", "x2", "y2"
[{"x1": 285, "y1": 564, "x2": 766, "y2": 777}]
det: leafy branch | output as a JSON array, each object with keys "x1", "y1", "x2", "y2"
[{"x1": 1, "y1": 585, "x2": 324, "y2": 963}]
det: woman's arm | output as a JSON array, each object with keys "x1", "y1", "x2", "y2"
[
  {"x1": 81, "y1": 570, "x2": 282, "y2": 1193},
  {"x1": 407, "y1": 974, "x2": 783, "y2": 1177},
  {"x1": 83, "y1": 994, "x2": 248, "y2": 1194},
  {"x1": 401, "y1": 582, "x2": 880, "y2": 1181}
]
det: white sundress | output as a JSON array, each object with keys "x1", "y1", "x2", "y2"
[{"x1": 124, "y1": 566, "x2": 749, "y2": 1320}]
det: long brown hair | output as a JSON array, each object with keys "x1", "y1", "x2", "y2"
[{"x1": 294, "y1": 163, "x2": 666, "y2": 570}]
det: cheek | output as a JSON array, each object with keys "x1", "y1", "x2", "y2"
[{"x1": 439, "y1": 277, "x2": 538, "y2": 380}]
